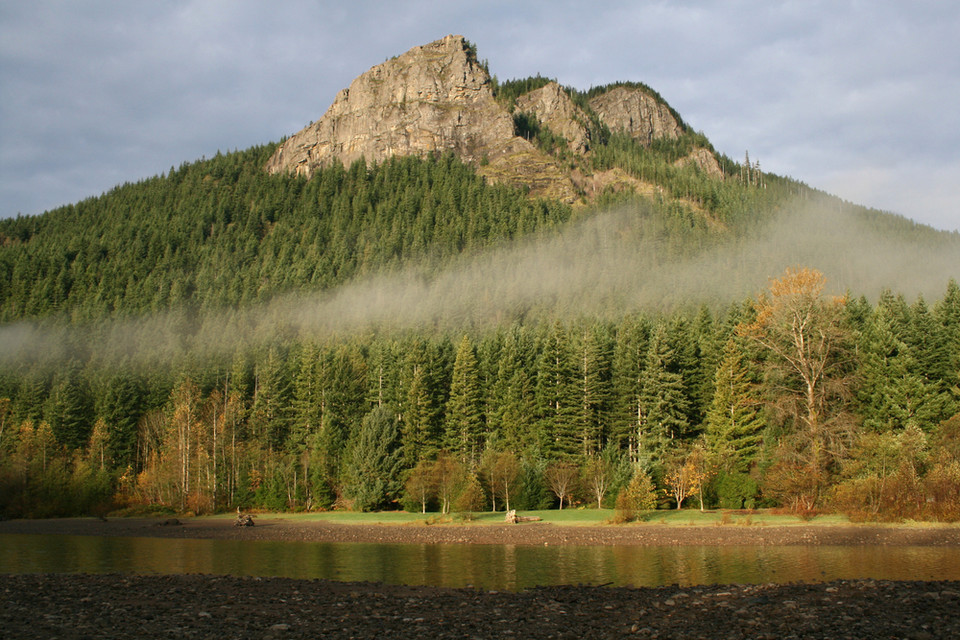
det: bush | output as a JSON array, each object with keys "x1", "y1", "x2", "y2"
[
  {"x1": 713, "y1": 471, "x2": 758, "y2": 509},
  {"x1": 613, "y1": 468, "x2": 658, "y2": 523}
]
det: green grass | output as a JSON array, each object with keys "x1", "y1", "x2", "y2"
[{"x1": 206, "y1": 508, "x2": 863, "y2": 528}]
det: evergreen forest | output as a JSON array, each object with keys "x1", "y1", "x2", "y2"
[{"x1": 2, "y1": 89, "x2": 959, "y2": 522}]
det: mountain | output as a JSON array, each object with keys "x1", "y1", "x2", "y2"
[
  {"x1": 0, "y1": 34, "x2": 955, "y2": 327},
  {"x1": 265, "y1": 35, "x2": 721, "y2": 204},
  {"x1": 1, "y1": 36, "x2": 959, "y2": 521}
]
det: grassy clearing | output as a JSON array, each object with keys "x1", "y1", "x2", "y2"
[{"x1": 211, "y1": 508, "x2": 866, "y2": 528}]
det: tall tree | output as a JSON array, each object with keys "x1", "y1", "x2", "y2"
[
  {"x1": 45, "y1": 363, "x2": 94, "y2": 450},
  {"x1": 703, "y1": 338, "x2": 765, "y2": 472},
  {"x1": 535, "y1": 322, "x2": 580, "y2": 459},
  {"x1": 639, "y1": 322, "x2": 689, "y2": 462},
  {"x1": 610, "y1": 315, "x2": 650, "y2": 461},
  {"x1": 577, "y1": 323, "x2": 613, "y2": 458},
  {"x1": 443, "y1": 336, "x2": 485, "y2": 464},
  {"x1": 487, "y1": 327, "x2": 538, "y2": 451},
  {"x1": 738, "y1": 267, "x2": 856, "y2": 509},
  {"x1": 343, "y1": 407, "x2": 402, "y2": 511}
]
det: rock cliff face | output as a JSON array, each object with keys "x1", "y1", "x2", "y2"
[
  {"x1": 266, "y1": 36, "x2": 721, "y2": 203},
  {"x1": 588, "y1": 86, "x2": 684, "y2": 145},
  {"x1": 514, "y1": 81, "x2": 591, "y2": 154},
  {"x1": 265, "y1": 35, "x2": 577, "y2": 201},
  {"x1": 676, "y1": 147, "x2": 724, "y2": 179}
]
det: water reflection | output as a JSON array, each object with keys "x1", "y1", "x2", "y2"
[{"x1": 2, "y1": 534, "x2": 958, "y2": 591}]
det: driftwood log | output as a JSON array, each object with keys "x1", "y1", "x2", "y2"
[
  {"x1": 504, "y1": 509, "x2": 541, "y2": 524},
  {"x1": 235, "y1": 508, "x2": 255, "y2": 527}
]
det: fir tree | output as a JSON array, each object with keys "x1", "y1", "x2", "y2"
[
  {"x1": 704, "y1": 339, "x2": 765, "y2": 471},
  {"x1": 639, "y1": 322, "x2": 689, "y2": 461},
  {"x1": 443, "y1": 336, "x2": 485, "y2": 464}
]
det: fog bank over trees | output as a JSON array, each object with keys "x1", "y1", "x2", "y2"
[{"x1": 2, "y1": 194, "x2": 956, "y2": 369}]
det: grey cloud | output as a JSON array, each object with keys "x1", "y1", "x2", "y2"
[{"x1": 1, "y1": 0, "x2": 958, "y2": 230}]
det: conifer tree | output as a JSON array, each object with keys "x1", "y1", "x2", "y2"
[
  {"x1": 704, "y1": 339, "x2": 765, "y2": 471},
  {"x1": 859, "y1": 305, "x2": 951, "y2": 432},
  {"x1": 487, "y1": 329, "x2": 538, "y2": 451},
  {"x1": 344, "y1": 406, "x2": 401, "y2": 511},
  {"x1": 98, "y1": 373, "x2": 146, "y2": 469},
  {"x1": 908, "y1": 296, "x2": 952, "y2": 385},
  {"x1": 444, "y1": 336, "x2": 485, "y2": 464},
  {"x1": 535, "y1": 322, "x2": 580, "y2": 459},
  {"x1": 577, "y1": 324, "x2": 613, "y2": 458},
  {"x1": 639, "y1": 322, "x2": 689, "y2": 461},
  {"x1": 45, "y1": 363, "x2": 94, "y2": 450},
  {"x1": 399, "y1": 344, "x2": 441, "y2": 468},
  {"x1": 610, "y1": 316, "x2": 650, "y2": 460}
]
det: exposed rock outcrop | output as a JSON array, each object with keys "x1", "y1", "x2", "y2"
[
  {"x1": 514, "y1": 82, "x2": 591, "y2": 154},
  {"x1": 588, "y1": 85, "x2": 684, "y2": 145},
  {"x1": 266, "y1": 36, "x2": 722, "y2": 205},
  {"x1": 266, "y1": 35, "x2": 578, "y2": 202},
  {"x1": 675, "y1": 147, "x2": 724, "y2": 179}
]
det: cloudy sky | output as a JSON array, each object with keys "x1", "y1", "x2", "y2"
[{"x1": 1, "y1": 0, "x2": 957, "y2": 230}]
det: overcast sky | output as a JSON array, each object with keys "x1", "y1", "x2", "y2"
[{"x1": 2, "y1": 1, "x2": 957, "y2": 231}]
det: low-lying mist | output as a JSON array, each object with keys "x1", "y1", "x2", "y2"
[{"x1": 2, "y1": 195, "x2": 958, "y2": 368}]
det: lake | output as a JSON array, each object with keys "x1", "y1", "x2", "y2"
[{"x1": 3, "y1": 533, "x2": 959, "y2": 590}]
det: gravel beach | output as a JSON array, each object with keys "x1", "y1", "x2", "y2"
[
  {"x1": 2, "y1": 517, "x2": 959, "y2": 639},
  {"x1": 3, "y1": 573, "x2": 958, "y2": 639}
]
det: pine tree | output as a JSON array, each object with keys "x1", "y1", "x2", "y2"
[
  {"x1": 343, "y1": 406, "x2": 401, "y2": 511},
  {"x1": 639, "y1": 322, "x2": 689, "y2": 462},
  {"x1": 577, "y1": 323, "x2": 613, "y2": 457},
  {"x1": 443, "y1": 336, "x2": 485, "y2": 464},
  {"x1": 704, "y1": 339, "x2": 765, "y2": 471},
  {"x1": 859, "y1": 304, "x2": 952, "y2": 432},
  {"x1": 535, "y1": 322, "x2": 580, "y2": 459},
  {"x1": 610, "y1": 315, "x2": 650, "y2": 461},
  {"x1": 45, "y1": 363, "x2": 94, "y2": 450},
  {"x1": 98, "y1": 373, "x2": 146, "y2": 469},
  {"x1": 399, "y1": 343, "x2": 441, "y2": 468},
  {"x1": 908, "y1": 296, "x2": 951, "y2": 385},
  {"x1": 935, "y1": 279, "x2": 960, "y2": 386},
  {"x1": 487, "y1": 328, "x2": 538, "y2": 452}
]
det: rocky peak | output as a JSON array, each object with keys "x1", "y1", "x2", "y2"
[
  {"x1": 266, "y1": 37, "x2": 722, "y2": 205},
  {"x1": 267, "y1": 35, "x2": 503, "y2": 175},
  {"x1": 265, "y1": 35, "x2": 578, "y2": 201},
  {"x1": 514, "y1": 81, "x2": 591, "y2": 154},
  {"x1": 588, "y1": 85, "x2": 684, "y2": 145}
]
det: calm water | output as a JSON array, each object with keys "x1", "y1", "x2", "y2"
[{"x1": 3, "y1": 534, "x2": 960, "y2": 590}]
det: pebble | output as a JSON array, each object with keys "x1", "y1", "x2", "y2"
[{"x1": 2, "y1": 574, "x2": 958, "y2": 639}]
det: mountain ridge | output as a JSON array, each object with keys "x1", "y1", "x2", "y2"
[{"x1": 265, "y1": 35, "x2": 723, "y2": 204}]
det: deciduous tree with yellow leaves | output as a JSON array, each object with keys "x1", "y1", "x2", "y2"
[{"x1": 738, "y1": 267, "x2": 857, "y2": 511}]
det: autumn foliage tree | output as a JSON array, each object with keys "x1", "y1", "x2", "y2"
[
  {"x1": 738, "y1": 267, "x2": 857, "y2": 511},
  {"x1": 663, "y1": 444, "x2": 710, "y2": 510}
]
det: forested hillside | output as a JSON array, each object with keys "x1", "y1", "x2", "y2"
[{"x1": 1, "y1": 67, "x2": 959, "y2": 521}]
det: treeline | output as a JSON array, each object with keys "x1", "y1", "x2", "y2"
[
  {"x1": 2, "y1": 271, "x2": 958, "y2": 520},
  {"x1": 0, "y1": 149, "x2": 570, "y2": 322}
]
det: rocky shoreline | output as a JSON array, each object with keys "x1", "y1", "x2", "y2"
[
  {"x1": 3, "y1": 518, "x2": 959, "y2": 638},
  {"x1": 3, "y1": 573, "x2": 958, "y2": 639}
]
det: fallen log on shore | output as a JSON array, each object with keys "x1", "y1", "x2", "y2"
[{"x1": 504, "y1": 509, "x2": 542, "y2": 524}]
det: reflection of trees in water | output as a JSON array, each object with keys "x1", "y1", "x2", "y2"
[{"x1": 4, "y1": 535, "x2": 959, "y2": 588}]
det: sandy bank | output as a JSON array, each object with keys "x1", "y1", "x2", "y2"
[{"x1": 2, "y1": 515, "x2": 959, "y2": 546}]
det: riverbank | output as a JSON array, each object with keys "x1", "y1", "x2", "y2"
[
  {"x1": 2, "y1": 514, "x2": 959, "y2": 546},
  {"x1": 2, "y1": 572, "x2": 958, "y2": 639}
]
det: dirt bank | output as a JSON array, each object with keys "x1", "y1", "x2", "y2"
[
  {"x1": 2, "y1": 515, "x2": 959, "y2": 546},
  {"x1": 2, "y1": 573, "x2": 958, "y2": 639}
]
